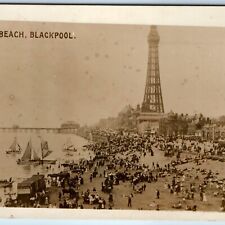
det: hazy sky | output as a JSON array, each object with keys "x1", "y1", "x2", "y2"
[{"x1": 0, "y1": 21, "x2": 225, "y2": 127}]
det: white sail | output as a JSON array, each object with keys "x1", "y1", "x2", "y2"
[
  {"x1": 21, "y1": 140, "x2": 32, "y2": 161},
  {"x1": 16, "y1": 144, "x2": 22, "y2": 152},
  {"x1": 9, "y1": 137, "x2": 21, "y2": 153},
  {"x1": 41, "y1": 140, "x2": 52, "y2": 159},
  {"x1": 32, "y1": 148, "x2": 41, "y2": 161},
  {"x1": 9, "y1": 138, "x2": 16, "y2": 151}
]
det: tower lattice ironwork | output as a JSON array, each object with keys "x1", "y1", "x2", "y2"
[{"x1": 141, "y1": 26, "x2": 164, "y2": 114}]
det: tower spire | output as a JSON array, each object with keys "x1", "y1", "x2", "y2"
[{"x1": 141, "y1": 25, "x2": 164, "y2": 113}]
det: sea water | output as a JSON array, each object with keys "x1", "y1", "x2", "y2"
[{"x1": 0, "y1": 130, "x2": 92, "y2": 205}]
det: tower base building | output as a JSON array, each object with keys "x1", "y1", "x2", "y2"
[{"x1": 137, "y1": 112, "x2": 164, "y2": 133}]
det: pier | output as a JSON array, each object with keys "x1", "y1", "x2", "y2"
[{"x1": 0, "y1": 127, "x2": 78, "y2": 134}]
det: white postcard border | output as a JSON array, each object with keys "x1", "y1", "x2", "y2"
[{"x1": 0, "y1": 5, "x2": 224, "y2": 221}]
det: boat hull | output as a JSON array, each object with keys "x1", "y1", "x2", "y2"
[
  {"x1": 17, "y1": 160, "x2": 40, "y2": 166},
  {"x1": 17, "y1": 159, "x2": 57, "y2": 165},
  {"x1": 6, "y1": 151, "x2": 21, "y2": 154},
  {"x1": 41, "y1": 160, "x2": 57, "y2": 165},
  {"x1": 63, "y1": 148, "x2": 77, "y2": 152}
]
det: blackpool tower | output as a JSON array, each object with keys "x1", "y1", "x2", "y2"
[{"x1": 137, "y1": 26, "x2": 164, "y2": 133}]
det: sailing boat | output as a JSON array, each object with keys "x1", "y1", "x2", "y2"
[
  {"x1": 17, "y1": 139, "x2": 38, "y2": 165},
  {"x1": 17, "y1": 138, "x2": 56, "y2": 165},
  {"x1": 6, "y1": 137, "x2": 22, "y2": 154},
  {"x1": 63, "y1": 138, "x2": 77, "y2": 152}
]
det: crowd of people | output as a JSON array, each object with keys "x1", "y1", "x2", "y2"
[
  {"x1": 8, "y1": 128, "x2": 225, "y2": 211},
  {"x1": 83, "y1": 129, "x2": 225, "y2": 211}
]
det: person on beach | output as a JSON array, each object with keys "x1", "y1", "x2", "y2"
[
  {"x1": 156, "y1": 189, "x2": 160, "y2": 199},
  {"x1": 90, "y1": 174, "x2": 93, "y2": 183},
  {"x1": 127, "y1": 194, "x2": 132, "y2": 207},
  {"x1": 221, "y1": 197, "x2": 225, "y2": 211}
]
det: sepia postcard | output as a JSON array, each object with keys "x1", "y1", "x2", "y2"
[{"x1": 0, "y1": 5, "x2": 225, "y2": 221}]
